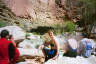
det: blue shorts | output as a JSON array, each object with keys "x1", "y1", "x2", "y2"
[{"x1": 43, "y1": 47, "x2": 56, "y2": 57}]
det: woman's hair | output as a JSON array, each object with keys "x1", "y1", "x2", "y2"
[
  {"x1": 48, "y1": 29, "x2": 54, "y2": 33},
  {"x1": 44, "y1": 40, "x2": 50, "y2": 45},
  {"x1": 0, "y1": 30, "x2": 9, "y2": 38},
  {"x1": 9, "y1": 35, "x2": 13, "y2": 39},
  {"x1": 48, "y1": 29, "x2": 55, "y2": 36}
]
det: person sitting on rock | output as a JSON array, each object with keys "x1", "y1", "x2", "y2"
[
  {"x1": 78, "y1": 33, "x2": 92, "y2": 58},
  {"x1": 39, "y1": 30, "x2": 59, "y2": 62},
  {"x1": 63, "y1": 38, "x2": 78, "y2": 57}
]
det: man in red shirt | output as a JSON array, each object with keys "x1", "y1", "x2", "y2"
[{"x1": 0, "y1": 30, "x2": 20, "y2": 64}]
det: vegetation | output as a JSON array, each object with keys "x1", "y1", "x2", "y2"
[
  {"x1": 53, "y1": 21, "x2": 76, "y2": 35},
  {"x1": 0, "y1": 0, "x2": 95, "y2": 38},
  {"x1": 64, "y1": 21, "x2": 76, "y2": 32},
  {"x1": 25, "y1": 32, "x2": 30, "y2": 38},
  {"x1": 0, "y1": 19, "x2": 7, "y2": 27},
  {"x1": 78, "y1": 0, "x2": 96, "y2": 38}
]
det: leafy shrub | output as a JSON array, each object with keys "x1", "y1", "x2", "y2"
[
  {"x1": 0, "y1": 20, "x2": 7, "y2": 27},
  {"x1": 53, "y1": 21, "x2": 76, "y2": 35},
  {"x1": 32, "y1": 32, "x2": 39, "y2": 35},
  {"x1": 25, "y1": 32, "x2": 30, "y2": 38},
  {"x1": 64, "y1": 21, "x2": 76, "y2": 32},
  {"x1": 53, "y1": 24, "x2": 64, "y2": 35}
]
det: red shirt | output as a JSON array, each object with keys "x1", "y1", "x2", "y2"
[
  {"x1": 0, "y1": 38, "x2": 20, "y2": 64},
  {"x1": 0, "y1": 38, "x2": 10, "y2": 64}
]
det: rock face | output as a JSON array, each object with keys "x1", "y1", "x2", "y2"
[
  {"x1": 0, "y1": 0, "x2": 66, "y2": 31},
  {"x1": 63, "y1": 0, "x2": 82, "y2": 22},
  {"x1": 0, "y1": 26, "x2": 25, "y2": 40},
  {"x1": 56, "y1": 0, "x2": 83, "y2": 22},
  {"x1": 3, "y1": 0, "x2": 56, "y2": 17},
  {"x1": 0, "y1": 0, "x2": 82, "y2": 31},
  {"x1": 2, "y1": 0, "x2": 58, "y2": 24},
  {"x1": 2, "y1": 0, "x2": 80, "y2": 20}
]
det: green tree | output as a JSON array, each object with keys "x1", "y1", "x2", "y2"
[{"x1": 79, "y1": 0, "x2": 96, "y2": 37}]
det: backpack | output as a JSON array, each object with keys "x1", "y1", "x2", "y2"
[
  {"x1": 83, "y1": 40, "x2": 92, "y2": 57},
  {"x1": 85, "y1": 40, "x2": 92, "y2": 50}
]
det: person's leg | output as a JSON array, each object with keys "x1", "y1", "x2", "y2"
[
  {"x1": 42, "y1": 47, "x2": 50, "y2": 62},
  {"x1": 44, "y1": 51, "x2": 53, "y2": 62},
  {"x1": 45, "y1": 49, "x2": 57, "y2": 62},
  {"x1": 44, "y1": 56, "x2": 49, "y2": 62},
  {"x1": 84, "y1": 50, "x2": 92, "y2": 58}
]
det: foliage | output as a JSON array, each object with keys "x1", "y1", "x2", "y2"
[
  {"x1": 32, "y1": 32, "x2": 40, "y2": 35},
  {"x1": 79, "y1": 0, "x2": 96, "y2": 37},
  {"x1": 0, "y1": 19, "x2": 7, "y2": 27},
  {"x1": 64, "y1": 21, "x2": 76, "y2": 32},
  {"x1": 53, "y1": 21, "x2": 76, "y2": 35},
  {"x1": 53, "y1": 23, "x2": 65, "y2": 35},
  {"x1": 81, "y1": 0, "x2": 96, "y2": 24},
  {"x1": 25, "y1": 32, "x2": 30, "y2": 38}
]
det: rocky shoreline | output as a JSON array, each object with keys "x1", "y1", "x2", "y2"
[{"x1": 0, "y1": 26, "x2": 96, "y2": 64}]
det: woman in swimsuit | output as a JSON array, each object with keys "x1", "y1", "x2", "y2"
[{"x1": 39, "y1": 30, "x2": 59, "y2": 62}]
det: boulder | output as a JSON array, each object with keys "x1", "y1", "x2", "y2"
[
  {"x1": 18, "y1": 39, "x2": 36, "y2": 48},
  {"x1": 26, "y1": 33, "x2": 37, "y2": 40},
  {"x1": 18, "y1": 48, "x2": 44, "y2": 57},
  {"x1": 44, "y1": 56, "x2": 96, "y2": 64},
  {"x1": 17, "y1": 48, "x2": 44, "y2": 64},
  {"x1": 0, "y1": 26, "x2": 25, "y2": 40},
  {"x1": 17, "y1": 55, "x2": 96, "y2": 64},
  {"x1": 18, "y1": 35, "x2": 43, "y2": 48}
]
